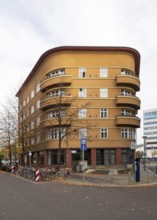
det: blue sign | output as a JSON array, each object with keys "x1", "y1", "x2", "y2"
[{"x1": 80, "y1": 138, "x2": 87, "y2": 151}]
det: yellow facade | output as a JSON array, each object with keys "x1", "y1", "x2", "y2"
[{"x1": 16, "y1": 46, "x2": 141, "y2": 168}]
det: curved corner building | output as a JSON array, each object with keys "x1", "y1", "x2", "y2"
[{"x1": 16, "y1": 46, "x2": 141, "y2": 168}]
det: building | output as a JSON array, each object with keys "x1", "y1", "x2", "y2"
[
  {"x1": 16, "y1": 46, "x2": 141, "y2": 169},
  {"x1": 143, "y1": 108, "x2": 157, "y2": 158}
]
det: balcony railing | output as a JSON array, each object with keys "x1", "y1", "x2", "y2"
[
  {"x1": 116, "y1": 96, "x2": 140, "y2": 109},
  {"x1": 116, "y1": 115, "x2": 140, "y2": 128},
  {"x1": 40, "y1": 96, "x2": 71, "y2": 110},
  {"x1": 40, "y1": 75, "x2": 72, "y2": 92},
  {"x1": 41, "y1": 117, "x2": 71, "y2": 127},
  {"x1": 116, "y1": 75, "x2": 140, "y2": 91}
]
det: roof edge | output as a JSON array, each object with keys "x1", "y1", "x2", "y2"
[{"x1": 16, "y1": 46, "x2": 140, "y2": 97}]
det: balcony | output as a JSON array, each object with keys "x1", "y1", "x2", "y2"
[
  {"x1": 116, "y1": 115, "x2": 140, "y2": 128},
  {"x1": 116, "y1": 96, "x2": 140, "y2": 109},
  {"x1": 116, "y1": 75, "x2": 140, "y2": 91},
  {"x1": 41, "y1": 117, "x2": 71, "y2": 127},
  {"x1": 40, "y1": 96, "x2": 71, "y2": 110},
  {"x1": 40, "y1": 75, "x2": 72, "y2": 92}
]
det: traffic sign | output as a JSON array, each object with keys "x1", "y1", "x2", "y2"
[{"x1": 80, "y1": 138, "x2": 87, "y2": 151}]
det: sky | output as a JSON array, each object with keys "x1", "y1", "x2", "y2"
[{"x1": 0, "y1": 0, "x2": 157, "y2": 144}]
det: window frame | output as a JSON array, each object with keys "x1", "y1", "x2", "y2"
[
  {"x1": 79, "y1": 88, "x2": 86, "y2": 98},
  {"x1": 79, "y1": 109, "x2": 87, "y2": 118},
  {"x1": 79, "y1": 67, "x2": 86, "y2": 78},
  {"x1": 100, "y1": 88, "x2": 108, "y2": 98},
  {"x1": 100, "y1": 68, "x2": 108, "y2": 77},
  {"x1": 121, "y1": 128, "x2": 135, "y2": 139},
  {"x1": 100, "y1": 108, "x2": 108, "y2": 118},
  {"x1": 100, "y1": 128, "x2": 108, "y2": 138}
]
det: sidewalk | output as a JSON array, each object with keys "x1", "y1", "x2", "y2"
[{"x1": 65, "y1": 168, "x2": 157, "y2": 187}]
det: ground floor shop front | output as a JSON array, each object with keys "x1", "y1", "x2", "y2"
[{"x1": 19, "y1": 148, "x2": 134, "y2": 170}]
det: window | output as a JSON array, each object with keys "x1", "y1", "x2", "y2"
[
  {"x1": 31, "y1": 121, "x2": 35, "y2": 129},
  {"x1": 27, "y1": 110, "x2": 29, "y2": 117},
  {"x1": 23, "y1": 100, "x2": 26, "y2": 107},
  {"x1": 100, "y1": 128, "x2": 108, "y2": 138},
  {"x1": 79, "y1": 128, "x2": 87, "y2": 138},
  {"x1": 36, "y1": 100, "x2": 40, "y2": 109},
  {"x1": 79, "y1": 109, "x2": 87, "y2": 118},
  {"x1": 96, "y1": 149, "x2": 115, "y2": 165},
  {"x1": 48, "y1": 150, "x2": 65, "y2": 165},
  {"x1": 100, "y1": 68, "x2": 108, "y2": 77},
  {"x1": 39, "y1": 151, "x2": 44, "y2": 165},
  {"x1": 36, "y1": 84, "x2": 40, "y2": 93},
  {"x1": 36, "y1": 117, "x2": 40, "y2": 126},
  {"x1": 100, "y1": 108, "x2": 108, "y2": 118},
  {"x1": 121, "y1": 69, "x2": 133, "y2": 76},
  {"x1": 27, "y1": 124, "x2": 30, "y2": 132},
  {"x1": 48, "y1": 89, "x2": 65, "y2": 97},
  {"x1": 104, "y1": 149, "x2": 115, "y2": 165},
  {"x1": 31, "y1": 90, "x2": 35, "y2": 99},
  {"x1": 48, "y1": 110, "x2": 64, "y2": 119},
  {"x1": 122, "y1": 149, "x2": 130, "y2": 164},
  {"x1": 121, "y1": 89, "x2": 132, "y2": 96},
  {"x1": 79, "y1": 88, "x2": 86, "y2": 98},
  {"x1": 20, "y1": 104, "x2": 22, "y2": 111},
  {"x1": 121, "y1": 128, "x2": 135, "y2": 139},
  {"x1": 46, "y1": 128, "x2": 60, "y2": 140},
  {"x1": 121, "y1": 109, "x2": 132, "y2": 116},
  {"x1": 23, "y1": 113, "x2": 26, "y2": 120},
  {"x1": 31, "y1": 137, "x2": 35, "y2": 145},
  {"x1": 100, "y1": 88, "x2": 108, "y2": 98},
  {"x1": 27, "y1": 96, "x2": 29, "y2": 104},
  {"x1": 36, "y1": 135, "x2": 40, "y2": 143},
  {"x1": 47, "y1": 69, "x2": 65, "y2": 78},
  {"x1": 31, "y1": 105, "x2": 35, "y2": 114},
  {"x1": 79, "y1": 67, "x2": 86, "y2": 78}
]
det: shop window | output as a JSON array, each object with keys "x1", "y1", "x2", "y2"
[
  {"x1": 39, "y1": 151, "x2": 44, "y2": 165},
  {"x1": 48, "y1": 150, "x2": 65, "y2": 165},
  {"x1": 121, "y1": 149, "x2": 130, "y2": 164},
  {"x1": 96, "y1": 149, "x2": 115, "y2": 165}
]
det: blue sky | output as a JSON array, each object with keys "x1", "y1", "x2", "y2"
[{"x1": 0, "y1": 0, "x2": 157, "y2": 144}]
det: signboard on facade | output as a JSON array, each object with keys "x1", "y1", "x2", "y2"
[{"x1": 130, "y1": 142, "x2": 135, "y2": 150}]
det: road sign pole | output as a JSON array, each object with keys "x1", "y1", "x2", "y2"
[
  {"x1": 80, "y1": 138, "x2": 87, "y2": 183},
  {"x1": 82, "y1": 149, "x2": 85, "y2": 182}
]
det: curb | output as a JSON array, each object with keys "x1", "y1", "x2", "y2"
[{"x1": 64, "y1": 180, "x2": 157, "y2": 188}]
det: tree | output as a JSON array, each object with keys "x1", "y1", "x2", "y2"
[
  {"x1": 0, "y1": 103, "x2": 18, "y2": 163},
  {"x1": 41, "y1": 86, "x2": 90, "y2": 169}
]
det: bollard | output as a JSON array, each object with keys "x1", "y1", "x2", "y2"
[
  {"x1": 35, "y1": 168, "x2": 40, "y2": 182},
  {"x1": 11, "y1": 165, "x2": 15, "y2": 173}
]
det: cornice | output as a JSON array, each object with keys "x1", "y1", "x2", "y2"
[{"x1": 16, "y1": 46, "x2": 140, "y2": 97}]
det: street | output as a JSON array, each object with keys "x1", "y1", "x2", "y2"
[{"x1": 0, "y1": 171, "x2": 157, "y2": 220}]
